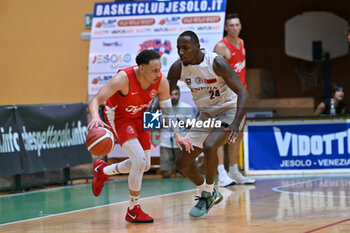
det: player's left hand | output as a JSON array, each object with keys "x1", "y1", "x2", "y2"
[
  {"x1": 174, "y1": 132, "x2": 194, "y2": 153},
  {"x1": 224, "y1": 122, "x2": 240, "y2": 143}
]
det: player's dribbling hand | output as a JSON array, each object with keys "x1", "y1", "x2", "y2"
[
  {"x1": 87, "y1": 118, "x2": 111, "y2": 131},
  {"x1": 174, "y1": 132, "x2": 194, "y2": 153}
]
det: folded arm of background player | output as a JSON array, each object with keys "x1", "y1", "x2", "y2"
[{"x1": 157, "y1": 76, "x2": 194, "y2": 153}]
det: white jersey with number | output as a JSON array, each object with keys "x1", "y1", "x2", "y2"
[{"x1": 180, "y1": 49, "x2": 237, "y2": 115}]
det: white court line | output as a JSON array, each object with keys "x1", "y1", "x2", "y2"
[
  {"x1": 0, "y1": 181, "x2": 101, "y2": 198},
  {"x1": 0, "y1": 177, "x2": 132, "y2": 198},
  {"x1": 272, "y1": 178, "x2": 350, "y2": 198},
  {"x1": 0, "y1": 188, "x2": 196, "y2": 227}
]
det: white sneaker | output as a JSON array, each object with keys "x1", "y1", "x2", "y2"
[
  {"x1": 218, "y1": 173, "x2": 237, "y2": 187},
  {"x1": 229, "y1": 171, "x2": 255, "y2": 184}
]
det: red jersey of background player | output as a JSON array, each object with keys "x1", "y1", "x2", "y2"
[
  {"x1": 219, "y1": 38, "x2": 246, "y2": 88},
  {"x1": 104, "y1": 66, "x2": 161, "y2": 119}
]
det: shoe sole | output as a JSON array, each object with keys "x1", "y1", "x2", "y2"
[
  {"x1": 237, "y1": 181, "x2": 256, "y2": 185},
  {"x1": 92, "y1": 180, "x2": 99, "y2": 197},
  {"x1": 125, "y1": 219, "x2": 154, "y2": 223},
  {"x1": 124, "y1": 219, "x2": 154, "y2": 223},
  {"x1": 189, "y1": 213, "x2": 207, "y2": 219},
  {"x1": 219, "y1": 181, "x2": 237, "y2": 187}
]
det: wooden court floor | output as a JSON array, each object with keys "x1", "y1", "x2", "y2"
[{"x1": 1, "y1": 175, "x2": 350, "y2": 233}]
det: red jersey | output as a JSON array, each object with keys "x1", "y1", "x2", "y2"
[
  {"x1": 220, "y1": 38, "x2": 247, "y2": 88},
  {"x1": 105, "y1": 66, "x2": 161, "y2": 119}
]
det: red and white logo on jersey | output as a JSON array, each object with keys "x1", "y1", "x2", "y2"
[
  {"x1": 149, "y1": 89, "x2": 157, "y2": 99},
  {"x1": 204, "y1": 78, "x2": 217, "y2": 84},
  {"x1": 234, "y1": 60, "x2": 246, "y2": 73},
  {"x1": 126, "y1": 126, "x2": 135, "y2": 134},
  {"x1": 125, "y1": 104, "x2": 148, "y2": 115}
]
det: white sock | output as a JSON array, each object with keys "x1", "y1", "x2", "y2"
[
  {"x1": 197, "y1": 179, "x2": 206, "y2": 193},
  {"x1": 129, "y1": 194, "x2": 139, "y2": 209},
  {"x1": 217, "y1": 164, "x2": 226, "y2": 176},
  {"x1": 204, "y1": 183, "x2": 214, "y2": 193},
  {"x1": 230, "y1": 164, "x2": 239, "y2": 174},
  {"x1": 103, "y1": 164, "x2": 118, "y2": 175}
]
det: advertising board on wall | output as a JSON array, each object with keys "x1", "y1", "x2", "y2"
[
  {"x1": 244, "y1": 118, "x2": 350, "y2": 175},
  {"x1": 88, "y1": 0, "x2": 227, "y2": 98},
  {"x1": 0, "y1": 103, "x2": 91, "y2": 176}
]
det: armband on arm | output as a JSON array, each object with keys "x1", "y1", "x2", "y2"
[{"x1": 159, "y1": 98, "x2": 181, "y2": 134}]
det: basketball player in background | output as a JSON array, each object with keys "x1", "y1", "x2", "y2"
[
  {"x1": 214, "y1": 13, "x2": 255, "y2": 186},
  {"x1": 87, "y1": 49, "x2": 192, "y2": 223},
  {"x1": 167, "y1": 31, "x2": 249, "y2": 218}
]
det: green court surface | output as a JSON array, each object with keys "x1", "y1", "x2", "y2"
[{"x1": 0, "y1": 177, "x2": 195, "y2": 225}]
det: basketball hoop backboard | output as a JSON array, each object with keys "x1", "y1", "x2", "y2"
[{"x1": 285, "y1": 12, "x2": 348, "y2": 61}]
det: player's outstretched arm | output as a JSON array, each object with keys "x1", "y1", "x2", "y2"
[
  {"x1": 158, "y1": 73, "x2": 193, "y2": 153},
  {"x1": 87, "y1": 71, "x2": 128, "y2": 130},
  {"x1": 213, "y1": 56, "x2": 249, "y2": 142}
]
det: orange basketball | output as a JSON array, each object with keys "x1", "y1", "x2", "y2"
[{"x1": 86, "y1": 127, "x2": 115, "y2": 156}]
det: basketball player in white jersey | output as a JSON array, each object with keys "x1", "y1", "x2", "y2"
[{"x1": 167, "y1": 30, "x2": 249, "y2": 218}]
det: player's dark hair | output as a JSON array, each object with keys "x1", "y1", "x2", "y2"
[
  {"x1": 136, "y1": 49, "x2": 161, "y2": 65},
  {"x1": 179, "y1": 30, "x2": 199, "y2": 44},
  {"x1": 173, "y1": 85, "x2": 180, "y2": 92},
  {"x1": 225, "y1": 13, "x2": 239, "y2": 25}
]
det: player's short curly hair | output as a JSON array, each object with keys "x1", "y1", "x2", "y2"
[{"x1": 136, "y1": 49, "x2": 161, "y2": 65}]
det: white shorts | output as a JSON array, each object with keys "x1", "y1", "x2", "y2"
[{"x1": 185, "y1": 108, "x2": 245, "y2": 149}]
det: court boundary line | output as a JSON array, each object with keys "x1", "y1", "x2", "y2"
[
  {"x1": 0, "y1": 188, "x2": 196, "y2": 227},
  {"x1": 0, "y1": 178, "x2": 128, "y2": 198},
  {"x1": 304, "y1": 218, "x2": 350, "y2": 233}
]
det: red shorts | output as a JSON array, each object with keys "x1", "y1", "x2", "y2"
[{"x1": 107, "y1": 117, "x2": 150, "y2": 150}]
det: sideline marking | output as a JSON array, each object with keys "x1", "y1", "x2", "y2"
[
  {"x1": 304, "y1": 218, "x2": 350, "y2": 233},
  {"x1": 0, "y1": 186, "x2": 195, "y2": 226}
]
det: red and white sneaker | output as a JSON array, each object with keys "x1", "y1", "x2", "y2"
[
  {"x1": 125, "y1": 204, "x2": 154, "y2": 223},
  {"x1": 92, "y1": 159, "x2": 111, "y2": 197}
]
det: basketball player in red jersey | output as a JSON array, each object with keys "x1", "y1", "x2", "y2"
[
  {"x1": 214, "y1": 13, "x2": 255, "y2": 186},
  {"x1": 87, "y1": 49, "x2": 193, "y2": 223}
]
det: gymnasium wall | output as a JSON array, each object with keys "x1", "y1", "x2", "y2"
[
  {"x1": 0, "y1": 0, "x2": 109, "y2": 105},
  {"x1": 227, "y1": 0, "x2": 350, "y2": 107},
  {"x1": 1, "y1": 0, "x2": 349, "y2": 107}
]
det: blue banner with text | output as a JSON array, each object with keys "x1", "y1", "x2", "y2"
[{"x1": 247, "y1": 120, "x2": 350, "y2": 171}]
